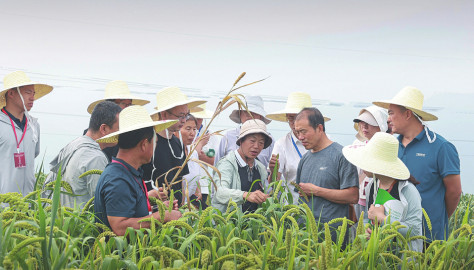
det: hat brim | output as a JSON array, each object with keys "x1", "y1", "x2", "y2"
[
  {"x1": 373, "y1": 100, "x2": 438, "y2": 121},
  {"x1": 96, "y1": 119, "x2": 178, "y2": 144},
  {"x1": 342, "y1": 145, "x2": 409, "y2": 180},
  {"x1": 0, "y1": 83, "x2": 53, "y2": 108},
  {"x1": 191, "y1": 109, "x2": 214, "y2": 119},
  {"x1": 151, "y1": 98, "x2": 206, "y2": 116},
  {"x1": 87, "y1": 97, "x2": 150, "y2": 114},
  {"x1": 236, "y1": 129, "x2": 273, "y2": 149},
  {"x1": 229, "y1": 110, "x2": 272, "y2": 124},
  {"x1": 266, "y1": 110, "x2": 331, "y2": 122}
]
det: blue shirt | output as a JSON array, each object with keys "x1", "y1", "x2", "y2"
[
  {"x1": 398, "y1": 128, "x2": 460, "y2": 241},
  {"x1": 94, "y1": 157, "x2": 149, "y2": 229}
]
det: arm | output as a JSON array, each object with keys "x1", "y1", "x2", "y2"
[
  {"x1": 443, "y1": 174, "x2": 462, "y2": 218},
  {"x1": 108, "y1": 210, "x2": 181, "y2": 236},
  {"x1": 299, "y1": 184, "x2": 359, "y2": 204}
]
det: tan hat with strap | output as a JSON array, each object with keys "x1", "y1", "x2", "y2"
[
  {"x1": 266, "y1": 92, "x2": 331, "y2": 122},
  {"x1": 1, "y1": 71, "x2": 53, "y2": 108},
  {"x1": 150, "y1": 86, "x2": 206, "y2": 118}
]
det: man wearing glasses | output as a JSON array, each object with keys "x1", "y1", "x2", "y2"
[{"x1": 144, "y1": 86, "x2": 205, "y2": 204}]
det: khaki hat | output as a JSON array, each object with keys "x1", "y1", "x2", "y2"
[
  {"x1": 343, "y1": 132, "x2": 409, "y2": 180},
  {"x1": 0, "y1": 71, "x2": 53, "y2": 108},
  {"x1": 87, "y1": 80, "x2": 150, "y2": 114},
  {"x1": 373, "y1": 86, "x2": 437, "y2": 121},
  {"x1": 150, "y1": 86, "x2": 206, "y2": 118},
  {"x1": 97, "y1": 105, "x2": 178, "y2": 144},
  {"x1": 190, "y1": 103, "x2": 213, "y2": 119},
  {"x1": 236, "y1": 119, "x2": 272, "y2": 149},
  {"x1": 229, "y1": 95, "x2": 271, "y2": 124},
  {"x1": 266, "y1": 92, "x2": 331, "y2": 122}
]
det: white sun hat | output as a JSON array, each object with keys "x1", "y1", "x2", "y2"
[
  {"x1": 236, "y1": 119, "x2": 273, "y2": 149},
  {"x1": 97, "y1": 105, "x2": 178, "y2": 144},
  {"x1": 343, "y1": 132, "x2": 410, "y2": 180},
  {"x1": 353, "y1": 105, "x2": 388, "y2": 141},
  {"x1": 1, "y1": 71, "x2": 53, "y2": 108},
  {"x1": 373, "y1": 86, "x2": 437, "y2": 121},
  {"x1": 87, "y1": 80, "x2": 150, "y2": 114},
  {"x1": 266, "y1": 92, "x2": 331, "y2": 122},
  {"x1": 149, "y1": 86, "x2": 206, "y2": 119},
  {"x1": 190, "y1": 103, "x2": 213, "y2": 119},
  {"x1": 229, "y1": 95, "x2": 271, "y2": 124}
]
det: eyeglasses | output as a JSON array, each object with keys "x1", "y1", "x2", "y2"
[
  {"x1": 166, "y1": 110, "x2": 190, "y2": 121},
  {"x1": 286, "y1": 115, "x2": 296, "y2": 123}
]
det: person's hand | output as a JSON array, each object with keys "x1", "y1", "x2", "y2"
[
  {"x1": 157, "y1": 187, "x2": 168, "y2": 201},
  {"x1": 194, "y1": 186, "x2": 202, "y2": 201},
  {"x1": 159, "y1": 209, "x2": 181, "y2": 222},
  {"x1": 365, "y1": 227, "x2": 372, "y2": 240},
  {"x1": 197, "y1": 133, "x2": 211, "y2": 149},
  {"x1": 148, "y1": 189, "x2": 159, "y2": 199},
  {"x1": 163, "y1": 200, "x2": 179, "y2": 210},
  {"x1": 243, "y1": 190, "x2": 269, "y2": 204},
  {"x1": 298, "y1": 183, "x2": 318, "y2": 197},
  {"x1": 368, "y1": 204, "x2": 386, "y2": 224}
]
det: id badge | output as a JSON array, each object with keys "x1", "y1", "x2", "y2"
[{"x1": 14, "y1": 152, "x2": 26, "y2": 168}]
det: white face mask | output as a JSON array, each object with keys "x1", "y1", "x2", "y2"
[{"x1": 16, "y1": 87, "x2": 38, "y2": 143}]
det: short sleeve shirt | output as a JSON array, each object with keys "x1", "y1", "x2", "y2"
[
  {"x1": 94, "y1": 158, "x2": 149, "y2": 229},
  {"x1": 398, "y1": 128, "x2": 460, "y2": 241},
  {"x1": 296, "y1": 142, "x2": 359, "y2": 223}
]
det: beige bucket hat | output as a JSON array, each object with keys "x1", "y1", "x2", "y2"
[
  {"x1": 266, "y1": 92, "x2": 331, "y2": 122},
  {"x1": 87, "y1": 80, "x2": 150, "y2": 114},
  {"x1": 373, "y1": 86, "x2": 437, "y2": 121},
  {"x1": 97, "y1": 105, "x2": 178, "y2": 144},
  {"x1": 343, "y1": 132, "x2": 410, "y2": 180},
  {"x1": 0, "y1": 71, "x2": 53, "y2": 108},
  {"x1": 229, "y1": 95, "x2": 271, "y2": 124},
  {"x1": 149, "y1": 86, "x2": 206, "y2": 118},
  {"x1": 236, "y1": 119, "x2": 273, "y2": 149},
  {"x1": 190, "y1": 103, "x2": 213, "y2": 119}
]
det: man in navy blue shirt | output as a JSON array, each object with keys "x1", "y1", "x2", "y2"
[
  {"x1": 374, "y1": 86, "x2": 462, "y2": 243},
  {"x1": 94, "y1": 106, "x2": 180, "y2": 235}
]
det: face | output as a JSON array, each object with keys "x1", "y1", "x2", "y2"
[
  {"x1": 239, "y1": 133, "x2": 266, "y2": 160},
  {"x1": 294, "y1": 117, "x2": 322, "y2": 151},
  {"x1": 180, "y1": 119, "x2": 197, "y2": 146},
  {"x1": 286, "y1": 113, "x2": 297, "y2": 135},
  {"x1": 358, "y1": 121, "x2": 381, "y2": 140},
  {"x1": 387, "y1": 104, "x2": 408, "y2": 134},
  {"x1": 114, "y1": 99, "x2": 132, "y2": 109},
  {"x1": 8, "y1": 85, "x2": 36, "y2": 111},
  {"x1": 100, "y1": 114, "x2": 120, "y2": 147},
  {"x1": 142, "y1": 133, "x2": 156, "y2": 164},
  {"x1": 164, "y1": 104, "x2": 189, "y2": 132},
  {"x1": 239, "y1": 111, "x2": 263, "y2": 123}
]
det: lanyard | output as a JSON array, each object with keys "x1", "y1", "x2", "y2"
[
  {"x1": 290, "y1": 135, "x2": 302, "y2": 158},
  {"x1": 112, "y1": 159, "x2": 152, "y2": 214},
  {"x1": 2, "y1": 109, "x2": 28, "y2": 152},
  {"x1": 196, "y1": 124, "x2": 203, "y2": 138}
]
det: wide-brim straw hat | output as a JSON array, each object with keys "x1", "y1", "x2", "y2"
[
  {"x1": 266, "y1": 92, "x2": 331, "y2": 122},
  {"x1": 97, "y1": 105, "x2": 178, "y2": 144},
  {"x1": 229, "y1": 95, "x2": 271, "y2": 124},
  {"x1": 342, "y1": 132, "x2": 410, "y2": 180},
  {"x1": 0, "y1": 71, "x2": 53, "y2": 108},
  {"x1": 149, "y1": 86, "x2": 206, "y2": 118},
  {"x1": 236, "y1": 119, "x2": 273, "y2": 149},
  {"x1": 87, "y1": 80, "x2": 150, "y2": 114},
  {"x1": 353, "y1": 105, "x2": 388, "y2": 141},
  {"x1": 373, "y1": 86, "x2": 437, "y2": 121},
  {"x1": 190, "y1": 103, "x2": 213, "y2": 119}
]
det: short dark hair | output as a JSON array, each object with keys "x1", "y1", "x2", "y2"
[
  {"x1": 296, "y1": 107, "x2": 325, "y2": 132},
  {"x1": 88, "y1": 101, "x2": 122, "y2": 132},
  {"x1": 118, "y1": 126, "x2": 154, "y2": 149},
  {"x1": 187, "y1": 114, "x2": 198, "y2": 126}
]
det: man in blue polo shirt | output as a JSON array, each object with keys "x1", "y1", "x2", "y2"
[
  {"x1": 94, "y1": 106, "x2": 180, "y2": 235},
  {"x1": 374, "y1": 86, "x2": 462, "y2": 243}
]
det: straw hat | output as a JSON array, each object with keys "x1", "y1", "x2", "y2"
[
  {"x1": 87, "y1": 80, "x2": 150, "y2": 114},
  {"x1": 0, "y1": 71, "x2": 53, "y2": 108},
  {"x1": 266, "y1": 92, "x2": 331, "y2": 122},
  {"x1": 353, "y1": 105, "x2": 388, "y2": 141},
  {"x1": 236, "y1": 119, "x2": 273, "y2": 149},
  {"x1": 229, "y1": 95, "x2": 271, "y2": 124},
  {"x1": 96, "y1": 105, "x2": 178, "y2": 144},
  {"x1": 190, "y1": 103, "x2": 213, "y2": 119},
  {"x1": 373, "y1": 86, "x2": 437, "y2": 121},
  {"x1": 342, "y1": 132, "x2": 409, "y2": 180},
  {"x1": 149, "y1": 86, "x2": 206, "y2": 118}
]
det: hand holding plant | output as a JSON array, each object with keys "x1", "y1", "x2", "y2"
[{"x1": 368, "y1": 204, "x2": 386, "y2": 224}]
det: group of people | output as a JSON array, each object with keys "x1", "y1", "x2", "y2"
[{"x1": 0, "y1": 71, "x2": 462, "y2": 252}]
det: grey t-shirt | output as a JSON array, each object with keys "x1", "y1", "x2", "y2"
[{"x1": 296, "y1": 142, "x2": 358, "y2": 223}]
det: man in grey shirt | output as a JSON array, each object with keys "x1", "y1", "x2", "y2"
[
  {"x1": 295, "y1": 107, "x2": 359, "y2": 245},
  {"x1": 46, "y1": 101, "x2": 121, "y2": 208}
]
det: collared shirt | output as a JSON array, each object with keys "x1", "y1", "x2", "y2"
[
  {"x1": 271, "y1": 131, "x2": 307, "y2": 203},
  {"x1": 94, "y1": 157, "x2": 149, "y2": 229},
  {"x1": 398, "y1": 128, "x2": 460, "y2": 241},
  {"x1": 2, "y1": 107, "x2": 26, "y2": 131}
]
